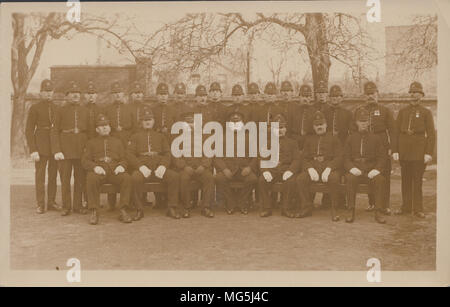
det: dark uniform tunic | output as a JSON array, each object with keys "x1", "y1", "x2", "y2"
[
  {"x1": 214, "y1": 133, "x2": 258, "y2": 211},
  {"x1": 343, "y1": 131, "x2": 386, "y2": 211},
  {"x1": 105, "y1": 101, "x2": 134, "y2": 146},
  {"x1": 394, "y1": 104, "x2": 435, "y2": 213},
  {"x1": 86, "y1": 103, "x2": 105, "y2": 140},
  {"x1": 287, "y1": 102, "x2": 314, "y2": 150},
  {"x1": 297, "y1": 132, "x2": 343, "y2": 211},
  {"x1": 25, "y1": 99, "x2": 59, "y2": 208},
  {"x1": 51, "y1": 103, "x2": 89, "y2": 211},
  {"x1": 152, "y1": 102, "x2": 177, "y2": 136},
  {"x1": 127, "y1": 129, "x2": 180, "y2": 209},
  {"x1": 258, "y1": 135, "x2": 300, "y2": 210},
  {"x1": 326, "y1": 105, "x2": 353, "y2": 145},
  {"x1": 82, "y1": 135, "x2": 131, "y2": 209},
  {"x1": 356, "y1": 103, "x2": 396, "y2": 209}
]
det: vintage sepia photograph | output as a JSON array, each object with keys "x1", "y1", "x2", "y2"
[{"x1": 1, "y1": 0, "x2": 448, "y2": 287}]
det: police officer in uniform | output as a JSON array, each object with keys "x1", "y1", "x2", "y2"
[
  {"x1": 25, "y1": 79, "x2": 59, "y2": 213},
  {"x1": 208, "y1": 82, "x2": 225, "y2": 125},
  {"x1": 311, "y1": 81, "x2": 331, "y2": 115},
  {"x1": 106, "y1": 81, "x2": 134, "y2": 146},
  {"x1": 296, "y1": 111, "x2": 343, "y2": 221},
  {"x1": 322, "y1": 84, "x2": 353, "y2": 208},
  {"x1": 344, "y1": 108, "x2": 387, "y2": 224},
  {"x1": 194, "y1": 85, "x2": 212, "y2": 121},
  {"x1": 246, "y1": 82, "x2": 262, "y2": 123},
  {"x1": 129, "y1": 81, "x2": 147, "y2": 134},
  {"x1": 259, "y1": 114, "x2": 300, "y2": 217},
  {"x1": 215, "y1": 111, "x2": 258, "y2": 214},
  {"x1": 128, "y1": 109, "x2": 181, "y2": 219},
  {"x1": 51, "y1": 81, "x2": 89, "y2": 216},
  {"x1": 105, "y1": 81, "x2": 134, "y2": 209},
  {"x1": 175, "y1": 113, "x2": 215, "y2": 218},
  {"x1": 153, "y1": 83, "x2": 177, "y2": 136},
  {"x1": 84, "y1": 81, "x2": 104, "y2": 140},
  {"x1": 392, "y1": 81, "x2": 435, "y2": 218},
  {"x1": 82, "y1": 114, "x2": 133, "y2": 225},
  {"x1": 359, "y1": 81, "x2": 396, "y2": 215},
  {"x1": 287, "y1": 84, "x2": 314, "y2": 150}
]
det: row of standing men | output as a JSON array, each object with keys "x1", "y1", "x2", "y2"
[{"x1": 25, "y1": 78, "x2": 435, "y2": 224}]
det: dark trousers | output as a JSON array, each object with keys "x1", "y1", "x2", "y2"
[
  {"x1": 86, "y1": 172, "x2": 131, "y2": 209},
  {"x1": 369, "y1": 157, "x2": 391, "y2": 209},
  {"x1": 400, "y1": 160, "x2": 426, "y2": 213},
  {"x1": 59, "y1": 159, "x2": 84, "y2": 210},
  {"x1": 180, "y1": 170, "x2": 214, "y2": 209},
  {"x1": 215, "y1": 171, "x2": 257, "y2": 210},
  {"x1": 345, "y1": 173, "x2": 385, "y2": 211},
  {"x1": 258, "y1": 171, "x2": 296, "y2": 210},
  {"x1": 34, "y1": 154, "x2": 58, "y2": 208},
  {"x1": 131, "y1": 169, "x2": 180, "y2": 210},
  {"x1": 297, "y1": 170, "x2": 341, "y2": 211}
]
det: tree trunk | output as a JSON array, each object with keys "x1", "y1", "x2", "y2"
[
  {"x1": 11, "y1": 94, "x2": 28, "y2": 159},
  {"x1": 304, "y1": 13, "x2": 331, "y2": 91}
]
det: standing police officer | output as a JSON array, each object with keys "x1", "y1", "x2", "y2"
[
  {"x1": 129, "y1": 81, "x2": 147, "y2": 134},
  {"x1": 51, "y1": 81, "x2": 89, "y2": 216},
  {"x1": 25, "y1": 79, "x2": 59, "y2": 213},
  {"x1": 392, "y1": 82, "x2": 435, "y2": 218},
  {"x1": 287, "y1": 84, "x2": 314, "y2": 151}
]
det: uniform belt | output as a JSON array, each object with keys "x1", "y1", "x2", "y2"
[
  {"x1": 114, "y1": 127, "x2": 130, "y2": 132},
  {"x1": 401, "y1": 131, "x2": 425, "y2": 136},
  {"x1": 313, "y1": 156, "x2": 326, "y2": 162},
  {"x1": 96, "y1": 157, "x2": 113, "y2": 163},
  {"x1": 354, "y1": 158, "x2": 369, "y2": 162},
  {"x1": 36, "y1": 127, "x2": 51, "y2": 130},
  {"x1": 62, "y1": 129, "x2": 85, "y2": 134},
  {"x1": 139, "y1": 152, "x2": 158, "y2": 157}
]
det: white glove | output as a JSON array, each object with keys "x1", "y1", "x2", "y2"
[
  {"x1": 114, "y1": 165, "x2": 125, "y2": 175},
  {"x1": 30, "y1": 152, "x2": 40, "y2": 162},
  {"x1": 308, "y1": 168, "x2": 320, "y2": 182},
  {"x1": 368, "y1": 169, "x2": 381, "y2": 179},
  {"x1": 94, "y1": 166, "x2": 106, "y2": 175},
  {"x1": 262, "y1": 171, "x2": 273, "y2": 182},
  {"x1": 54, "y1": 152, "x2": 65, "y2": 161},
  {"x1": 392, "y1": 153, "x2": 399, "y2": 161},
  {"x1": 155, "y1": 165, "x2": 166, "y2": 179},
  {"x1": 424, "y1": 154, "x2": 433, "y2": 164},
  {"x1": 282, "y1": 170, "x2": 293, "y2": 181},
  {"x1": 349, "y1": 167, "x2": 362, "y2": 176},
  {"x1": 321, "y1": 167, "x2": 331, "y2": 183},
  {"x1": 139, "y1": 165, "x2": 152, "y2": 178}
]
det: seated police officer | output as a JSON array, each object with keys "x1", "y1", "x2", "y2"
[
  {"x1": 296, "y1": 111, "x2": 343, "y2": 221},
  {"x1": 343, "y1": 108, "x2": 387, "y2": 224},
  {"x1": 127, "y1": 109, "x2": 181, "y2": 219},
  {"x1": 175, "y1": 113, "x2": 215, "y2": 218},
  {"x1": 258, "y1": 114, "x2": 300, "y2": 218},
  {"x1": 214, "y1": 111, "x2": 258, "y2": 215},
  {"x1": 82, "y1": 114, "x2": 133, "y2": 225}
]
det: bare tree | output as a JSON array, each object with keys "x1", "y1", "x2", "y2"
[{"x1": 392, "y1": 14, "x2": 437, "y2": 77}]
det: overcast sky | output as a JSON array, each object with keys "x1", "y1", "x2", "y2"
[{"x1": 20, "y1": 1, "x2": 437, "y2": 91}]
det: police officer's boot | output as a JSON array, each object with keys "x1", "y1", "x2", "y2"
[
  {"x1": 331, "y1": 201, "x2": 340, "y2": 222},
  {"x1": 260, "y1": 209, "x2": 272, "y2": 217},
  {"x1": 201, "y1": 207, "x2": 214, "y2": 218},
  {"x1": 281, "y1": 208, "x2": 294, "y2": 218},
  {"x1": 118, "y1": 208, "x2": 132, "y2": 223},
  {"x1": 345, "y1": 207, "x2": 355, "y2": 223},
  {"x1": 375, "y1": 210, "x2": 386, "y2": 224},
  {"x1": 182, "y1": 208, "x2": 191, "y2": 218},
  {"x1": 36, "y1": 205, "x2": 45, "y2": 214},
  {"x1": 89, "y1": 209, "x2": 99, "y2": 225},
  {"x1": 133, "y1": 209, "x2": 144, "y2": 221},
  {"x1": 167, "y1": 207, "x2": 181, "y2": 219},
  {"x1": 298, "y1": 205, "x2": 312, "y2": 218}
]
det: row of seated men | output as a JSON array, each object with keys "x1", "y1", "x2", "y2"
[{"x1": 26, "y1": 78, "x2": 434, "y2": 227}]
